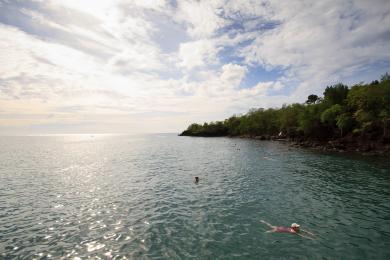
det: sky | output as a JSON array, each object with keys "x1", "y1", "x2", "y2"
[{"x1": 0, "y1": 0, "x2": 389, "y2": 135}]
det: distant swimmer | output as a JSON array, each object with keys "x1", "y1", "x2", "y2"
[
  {"x1": 260, "y1": 220, "x2": 315, "y2": 240},
  {"x1": 194, "y1": 176, "x2": 199, "y2": 184}
]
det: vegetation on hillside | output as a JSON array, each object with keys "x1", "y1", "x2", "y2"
[{"x1": 180, "y1": 74, "x2": 390, "y2": 143}]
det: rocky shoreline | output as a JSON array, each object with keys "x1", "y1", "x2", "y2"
[
  {"x1": 238, "y1": 135, "x2": 390, "y2": 155},
  {"x1": 180, "y1": 133, "x2": 390, "y2": 155}
]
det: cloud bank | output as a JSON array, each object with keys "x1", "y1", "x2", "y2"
[{"x1": 0, "y1": 0, "x2": 389, "y2": 134}]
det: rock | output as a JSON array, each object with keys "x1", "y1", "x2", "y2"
[{"x1": 361, "y1": 145, "x2": 371, "y2": 152}]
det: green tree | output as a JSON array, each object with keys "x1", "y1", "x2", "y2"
[
  {"x1": 381, "y1": 72, "x2": 390, "y2": 82},
  {"x1": 280, "y1": 104, "x2": 304, "y2": 136},
  {"x1": 336, "y1": 113, "x2": 354, "y2": 136},
  {"x1": 306, "y1": 94, "x2": 319, "y2": 104},
  {"x1": 187, "y1": 123, "x2": 202, "y2": 133},
  {"x1": 181, "y1": 74, "x2": 389, "y2": 142},
  {"x1": 321, "y1": 104, "x2": 343, "y2": 136},
  {"x1": 298, "y1": 104, "x2": 324, "y2": 137},
  {"x1": 379, "y1": 110, "x2": 390, "y2": 138},
  {"x1": 225, "y1": 116, "x2": 242, "y2": 136},
  {"x1": 321, "y1": 104, "x2": 343, "y2": 125},
  {"x1": 323, "y1": 83, "x2": 349, "y2": 106}
]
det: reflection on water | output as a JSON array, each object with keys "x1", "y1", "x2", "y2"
[{"x1": 0, "y1": 134, "x2": 389, "y2": 259}]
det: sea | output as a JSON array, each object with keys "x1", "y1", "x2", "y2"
[{"x1": 0, "y1": 134, "x2": 389, "y2": 259}]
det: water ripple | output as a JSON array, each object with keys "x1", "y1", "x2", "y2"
[{"x1": 0, "y1": 135, "x2": 389, "y2": 259}]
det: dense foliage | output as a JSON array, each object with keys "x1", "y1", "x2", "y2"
[{"x1": 180, "y1": 74, "x2": 390, "y2": 141}]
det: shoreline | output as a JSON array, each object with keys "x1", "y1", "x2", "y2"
[{"x1": 180, "y1": 133, "x2": 390, "y2": 156}]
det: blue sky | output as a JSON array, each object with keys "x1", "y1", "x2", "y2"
[{"x1": 0, "y1": 0, "x2": 389, "y2": 134}]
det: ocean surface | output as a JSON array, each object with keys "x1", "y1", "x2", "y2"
[{"x1": 0, "y1": 134, "x2": 389, "y2": 259}]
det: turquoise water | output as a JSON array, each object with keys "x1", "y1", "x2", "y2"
[{"x1": 0, "y1": 134, "x2": 389, "y2": 259}]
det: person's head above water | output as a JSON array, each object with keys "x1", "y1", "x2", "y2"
[
  {"x1": 194, "y1": 177, "x2": 199, "y2": 183},
  {"x1": 291, "y1": 223, "x2": 300, "y2": 231}
]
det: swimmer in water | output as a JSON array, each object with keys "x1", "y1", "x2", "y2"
[
  {"x1": 194, "y1": 176, "x2": 199, "y2": 184},
  {"x1": 260, "y1": 220, "x2": 315, "y2": 240}
]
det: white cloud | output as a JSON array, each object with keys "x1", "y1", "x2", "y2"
[
  {"x1": 178, "y1": 39, "x2": 220, "y2": 70},
  {"x1": 238, "y1": 0, "x2": 390, "y2": 98},
  {"x1": 0, "y1": 0, "x2": 389, "y2": 134},
  {"x1": 174, "y1": 0, "x2": 228, "y2": 38},
  {"x1": 241, "y1": 81, "x2": 283, "y2": 96},
  {"x1": 220, "y1": 63, "x2": 248, "y2": 88}
]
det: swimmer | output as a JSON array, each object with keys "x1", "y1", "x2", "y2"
[
  {"x1": 194, "y1": 176, "x2": 199, "y2": 184},
  {"x1": 260, "y1": 220, "x2": 315, "y2": 240}
]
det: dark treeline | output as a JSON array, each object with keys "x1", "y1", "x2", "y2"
[{"x1": 180, "y1": 74, "x2": 390, "y2": 143}]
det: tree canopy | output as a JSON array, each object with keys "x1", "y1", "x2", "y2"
[{"x1": 180, "y1": 74, "x2": 390, "y2": 142}]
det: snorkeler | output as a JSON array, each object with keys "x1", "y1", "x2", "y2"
[{"x1": 260, "y1": 220, "x2": 315, "y2": 240}]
